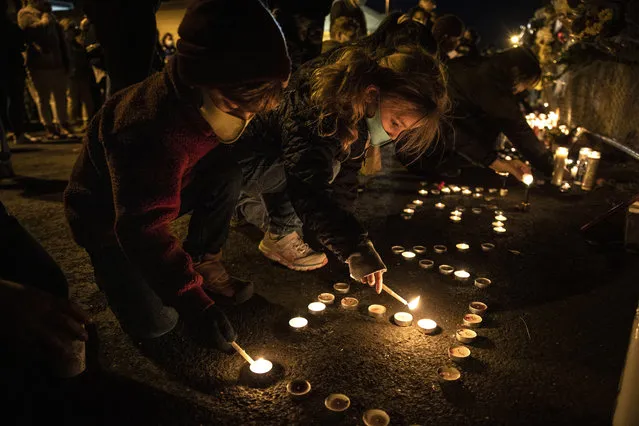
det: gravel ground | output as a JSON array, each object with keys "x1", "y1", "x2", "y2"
[{"x1": 2, "y1": 142, "x2": 638, "y2": 426}]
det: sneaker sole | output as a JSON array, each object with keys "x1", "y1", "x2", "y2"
[{"x1": 258, "y1": 243, "x2": 328, "y2": 272}]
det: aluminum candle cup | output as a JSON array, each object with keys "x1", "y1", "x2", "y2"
[
  {"x1": 406, "y1": 203, "x2": 417, "y2": 210},
  {"x1": 461, "y1": 186, "x2": 470, "y2": 191},
  {"x1": 401, "y1": 251, "x2": 416, "y2": 260},
  {"x1": 341, "y1": 297, "x2": 359, "y2": 310},
  {"x1": 451, "y1": 209, "x2": 463, "y2": 217},
  {"x1": 325, "y1": 394, "x2": 351, "y2": 412},
  {"x1": 552, "y1": 146, "x2": 569, "y2": 186},
  {"x1": 494, "y1": 214, "x2": 507, "y2": 222},
  {"x1": 413, "y1": 245, "x2": 426, "y2": 254},
  {"x1": 308, "y1": 302, "x2": 326, "y2": 315},
  {"x1": 433, "y1": 245, "x2": 447, "y2": 254},
  {"x1": 401, "y1": 213, "x2": 412, "y2": 221},
  {"x1": 417, "y1": 318, "x2": 438, "y2": 334},
  {"x1": 463, "y1": 313, "x2": 483, "y2": 328},
  {"x1": 363, "y1": 409, "x2": 390, "y2": 426},
  {"x1": 450, "y1": 215, "x2": 462, "y2": 223},
  {"x1": 581, "y1": 150, "x2": 601, "y2": 191},
  {"x1": 492, "y1": 221, "x2": 504, "y2": 228},
  {"x1": 412, "y1": 199, "x2": 424, "y2": 206},
  {"x1": 472, "y1": 208, "x2": 482, "y2": 214},
  {"x1": 474, "y1": 277, "x2": 492, "y2": 289},
  {"x1": 289, "y1": 317, "x2": 308, "y2": 331},
  {"x1": 287, "y1": 380, "x2": 311, "y2": 398},
  {"x1": 419, "y1": 259, "x2": 434, "y2": 269},
  {"x1": 368, "y1": 304, "x2": 387, "y2": 318},
  {"x1": 449, "y1": 345, "x2": 472, "y2": 362},
  {"x1": 333, "y1": 282, "x2": 350, "y2": 294},
  {"x1": 493, "y1": 226, "x2": 507, "y2": 235},
  {"x1": 439, "y1": 265, "x2": 454, "y2": 275},
  {"x1": 456, "y1": 328, "x2": 477, "y2": 344},
  {"x1": 451, "y1": 186, "x2": 461, "y2": 193},
  {"x1": 437, "y1": 366, "x2": 461, "y2": 382},
  {"x1": 473, "y1": 192, "x2": 483, "y2": 199},
  {"x1": 494, "y1": 210, "x2": 504, "y2": 215},
  {"x1": 435, "y1": 202, "x2": 446, "y2": 210},
  {"x1": 455, "y1": 206, "x2": 466, "y2": 212},
  {"x1": 250, "y1": 358, "x2": 273, "y2": 374},
  {"x1": 462, "y1": 189, "x2": 472, "y2": 196},
  {"x1": 441, "y1": 187, "x2": 451, "y2": 194},
  {"x1": 456, "y1": 243, "x2": 470, "y2": 252},
  {"x1": 403, "y1": 208, "x2": 415, "y2": 215},
  {"x1": 431, "y1": 189, "x2": 441, "y2": 195},
  {"x1": 469, "y1": 301, "x2": 488, "y2": 315},
  {"x1": 476, "y1": 187, "x2": 484, "y2": 193},
  {"x1": 318, "y1": 293, "x2": 335, "y2": 304},
  {"x1": 391, "y1": 245, "x2": 405, "y2": 254},
  {"x1": 393, "y1": 312, "x2": 413, "y2": 326},
  {"x1": 481, "y1": 243, "x2": 495, "y2": 252},
  {"x1": 454, "y1": 270, "x2": 470, "y2": 281},
  {"x1": 488, "y1": 188, "x2": 498, "y2": 194},
  {"x1": 418, "y1": 189, "x2": 428, "y2": 196}
]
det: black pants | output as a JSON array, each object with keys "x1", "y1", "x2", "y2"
[
  {"x1": 0, "y1": 73, "x2": 26, "y2": 137},
  {"x1": 87, "y1": 148, "x2": 242, "y2": 339}
]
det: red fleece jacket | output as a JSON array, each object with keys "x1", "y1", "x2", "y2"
[{"x1": 64, "y1": 58, "x2": 218, "y2": 313}]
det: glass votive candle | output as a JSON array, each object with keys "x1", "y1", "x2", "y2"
[
  {"x1": 456, "y1": 243, "x2": 470, "y2": 252},
  {"x1": 289, "y1": 316, "x2": 308, "y2": 331},
  {"x1": 393, "y1": 312, "x2": 413, "y2": 326},
  {"x1": 318, "y1": 293, "x2": 335, "y2": 304},
  {"x1": 417, "y1": 318, "x2": 437, "y2": 334},
  {"x1": 435, "y1": 202, "x2": 446, "y2": 210},
  {"x1": 401, "y1": 251, "x2": 416, "y2": 260},
  {"x1": 433, "y1": 245, "x2": 447, "y2": 254},
  {"x1": 493, "y1": 226, "x2": 507, "y2": 235},
  {"x1": 454, "y1": 270, "x2": 470, "y2": 281},
  {"x1": 439, "y1": 264, "x2": 454, "y2": 275},
  {"x1": 308, "y1": 302, "x2": 326, "y2": 315},
  {"x1": 450, "y1": 215, "x2": 462, "y2": 223}
]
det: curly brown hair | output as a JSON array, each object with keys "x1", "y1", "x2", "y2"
[{"x1": 310, "y1": 45, "x2": 449, "y2": 158}]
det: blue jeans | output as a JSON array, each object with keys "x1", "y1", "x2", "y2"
[
  {"x1": 87, "y1": 148, "x2": 243, "y2": 339},
  {"x1": 237, "y1": 154, "x2": 302, "y2": 236}
]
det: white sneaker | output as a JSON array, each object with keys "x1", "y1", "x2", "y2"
[{"x1": 259, "y1": 232, "x2": 328, "y2": 271}]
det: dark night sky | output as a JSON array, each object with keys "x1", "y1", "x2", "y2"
[{"x1": 365, "y1": 0, "x2": 544, "y2": 48}]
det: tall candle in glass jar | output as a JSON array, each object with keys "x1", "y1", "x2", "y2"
[
  {"x1": 581, "y1": 151, "x2": 601, "y2": 191},
  {"x1": 551, "y1": 147, "x2": 569, "y2": 186}
]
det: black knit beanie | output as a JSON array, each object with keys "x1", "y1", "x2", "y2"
[{"x1": 177, "y1": 0, "x2": 291, "y2": 87}]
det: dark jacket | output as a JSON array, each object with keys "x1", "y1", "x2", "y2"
[
  {"x1": 442, "y1": 56, "x2": 552, "y2": 174},
  {"x1": 237, "y1": 49, "x2": 372, "y2": 263},
  {"x1": 17, "y1": 6, "x2": 68, "y2": 71},
  {"x1": 64, "y1": 58, "x2": 218, "y2": 313}
]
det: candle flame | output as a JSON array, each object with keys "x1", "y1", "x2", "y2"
[
  {"x1": 522, "y1": 174, "x2": 534, "y2": 186},
  {"x1": 249, "y1": 358, "x2": 273, "y2": 374},
  {"x1": 408, "y1": 296, "x2": 420, "y2": 310}
]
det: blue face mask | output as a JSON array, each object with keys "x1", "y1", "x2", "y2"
[{"x1": 365, "y1": 103, "x2": 392, "y2": 147}]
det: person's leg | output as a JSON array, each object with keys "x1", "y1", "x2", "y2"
[
  {"x1": 80, "y1": 79, "x2": 95, "y2": 123},
  {"x1": 49, "y1": 69, "x2": 71, "y2": 135},
  {"x1": 67, "y1": 79, "x2": 81, "y2": 127},
  {"x1": 27, "y1": 69, "x2": 56, "y2": 135},
  {"x1": 87, "y1": 245, "x2": 178, "y2": 339}
]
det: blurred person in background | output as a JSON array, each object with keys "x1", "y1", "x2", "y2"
[
  {"x1": 432, "y1": 14, "x2": 465, "y2": 60},
  {"x1": 18, "y1": 0, "x2": 73, "y2": 140},
  {"x1": 60, "y1": 18, "x2": 95, "y2": 131},
  {"x1": 330, "y1": 0, "x2": 366, "y2": 38},
  {"x1": 161, "y1": 33, "x2": 177, "y2": 63},
  {"x1": 457, "y1": 28, "x2": 481, "y2": 59},
  {"x1": 322, "y1": 16, "x2": 361, "y2": 53}
]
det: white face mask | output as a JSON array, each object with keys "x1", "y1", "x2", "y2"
[
  {"x1": 199, "y1": 90, "x2": 253, "y2": 144},
  {"x1": 365, "y1": 101, "x2": 392, "y2": 147}
]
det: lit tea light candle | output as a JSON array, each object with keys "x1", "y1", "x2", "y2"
[
  {"x1": 401, "y1": 213, "x2": 412, "y2": 220},
  {"x1": 472, "y1": 207, "x2": 482, "y2": 214},
  {"x1": 289, "y1": 316, "x2": 308, "y2": 331},
  {"x1": 494, "y1": 214, "x2": 507, "y2": 222},
  {"x1": 461, "y1": 186, "x2": 470, "y2": 190},
  {"x1": 488, "y1": 188, "x2": 498, "y2": 194},
  {"x1": 431, "y1": 189, "x2": 441, "y2": 195},
  {"x1": 401, "y1": 251, "x2": 416, "y2": 259},
  {"x1": 472, "y1": 193, "x2": 483, "y2": 199},
  {"x1": 451, "y1": 209, "x2": 462, "y2": 217},
  {"x1": 493, "y1": 226, "x2": 507, "y2": 235},
  {"x1": 412, "y1": 199, "x2": 424, "y2": 206},
  {"x1": 451, "y1": 185, "x2": 461, "y2": 193},
  {"x1": 393, "y1": 312, "x2": 413, "y2": 327},
  {"x1": 418, "y1": 189, "x2": 428, "y2": 196},
  {"x1": 454, "y1": 270, "x2": 470, "y2": 281},
  {"x1": 250, "y1": 358, "x2": 273, "y2": 374},
  {"x1": 308, "y1": 302, "x2": 326, "y2": 315},
  {"x1": 368, "y1": 304, "x2": 387, "y2": 318},
  {"x1": 433, "y1": 245, "x2": 447, "y2": 254},
  {"x1": 455, "y1": 206, "x2": 466, "y2": 212},
  {"x1": 500, "y1": 188, "x2": 509, "y2": 197},
  {"x1": 437, "y1": 366, "x2": 461, "y2": 382},
  {"x1": 476, "y1": 187, "x2": 484, "y2": 193},
  {"x1": 325, "y1": 394, "x2": 351, "y2": 412},
  {"x1": 449, "y1": 345, "x2": 471, "y2": 362},
  {"x1": 435, "y1": 202, "x2": 446, "y2": 210},
  {"x1": 406, "y1": 203, "x2": 417, "y2": 210},
  {"x1": 462, "y1": 189, "x2": 472, "y2": 196},
  {"x1": 492, "y1": 221, "x2": 504, "y2": 228},
  {"x1": 340, "y1": 297, "x2": 359, "y2": 310},
  {"x1": 456, "y1": 243, "x2": 470, "y2": 252},
  {"x1": 417, "y1": 318, "x2": 437, "y2": 334},
  {"x1": 420, "y1": 181, "x2": 428, "y2": 187},
  {"x1": 403, "y1": 208, "x2": 415, "y2": 215},
  {"x1": 333, "y1": 282, "x2": 350, "y2": 294},
  {"x1": 494, "y1": 210, "x2": 504, "y2": 215},
  {"x1": 450, "y1": 215, "x2": 462, "y2": 223},
  {"x1": 560, "y1": 182, "x2": 571, "y2": 192},
  {"x1": 363, "y1": 409, "x2": 390, "y2": 426},
  {"x1": 441, "y1": 187, "x2": 451, "y2": 194},
  {"x1": 318, "y1": 293, "x2": 335, "y2": 304},
  {"x1": 439, "y1": 264, "x2": 454, "y2": 275},
  {"x1": 287, "y1": 379, "x2": 311, "y2": 398},
  {"x1": 413, "y1": 245, "x2": 426, "y2": 254},
  {"x1": 391, "y1": 245, "x2": 405, "y2": 254},
  {"x1": 463, "y1": 313, "x2": 483, "y2": 328},
  {"x1": 469, "y1": 301, "x2": 488, "y2": 315},
  {"x1": 419, "y1": 259, "x2": 434, "y2": 269},
  {"x1": 474, "y1": 277, "x2": 492, "y2": 289},
  {"x1": 480, "y1": 243, "x2": 495, "y2": 252},
  {"x1": 455, "y1": 328, "x2": 477, "y2": 344}
]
